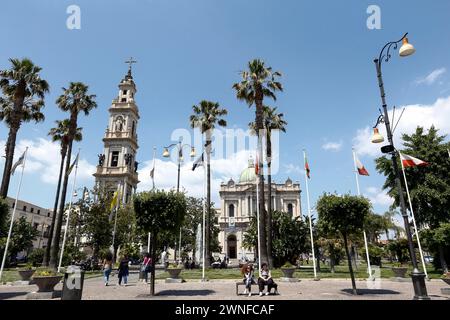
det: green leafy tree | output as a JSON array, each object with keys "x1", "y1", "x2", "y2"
[
  {"x1": 134, "y1": 190, "x2": 186, "y2": 295},
  {"x1": 50, "y1": 82, "x2": 97, "y2": 269},
  {"x1": 0, "y1": 58, "x2": 49, "y2": 199},
  {"x1": 180, "y1": 197, "x2": 221, "y2": 263},
  {"x1": 250, "y1": 106, "x2": 287, "y2": 267},
  {"x1": 0, "y1": 217, "x2": 38, "y2": 264},
  {"x1": 387, "y1": 239, "x2": 411, "y2": 264},
  {"x1": 243, "y1": 211, "x2": 309, "y2": 267},
  {"x1": 114, "y1": 204, "x2": 137, "y2": 258},
  {"x1": 375, "y1": 126, "x2": 450, "y2": 270},
  {"x1": 0, "y1": 199, "x2": 8, "y2": 238},
  {"x1": 44, "y1": 120, "x2": 82, "y2": 266},
  {"x1": 190, "y1": 100, "x2": 227, "y2": 267},
  {"x1": 421, "y1": 223, "x2": 450, "y2": 273},
  {"x1": 233, "y1": 59, "x2": 283, "y2": 266},
  {"x1": 316, "y1": 193, "x2": 370, "y2": 294},
  {"x1": 364, "y1": 212, "x2": 388, "y2": 243}
]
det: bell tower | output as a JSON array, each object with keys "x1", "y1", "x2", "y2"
[{"x1": 93, "y1": 59, "x2": 140, "y2": 203}]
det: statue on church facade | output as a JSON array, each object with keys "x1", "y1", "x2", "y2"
[{"x1": 98, "y1": 154, "x2": 105, "y2": 166}]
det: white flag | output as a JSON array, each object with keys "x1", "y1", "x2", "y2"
[{"x1": 11, "y1": 151, "x2": 25, "y2": 175}]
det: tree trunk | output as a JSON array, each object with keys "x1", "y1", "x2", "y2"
[
  {"x1": 255, "y1": 96, "x2": 268, "y2": 267},
  {"x1": 330, "y1": 249, "x2": 336, "y2": 273},
  {"x1": 0, "y1": 123, "x2": 19, "y2": 199},
  {"x1": 343, "y1": 233, "x2": 357, "y2": 295},
  {"x1": 43, "y1": 147, "x2": 66, "y2": 266},
  {"x1": 49, "y1": 113, "x2": 77, "y2": 269},
  {"x1": 150, "y1": 233, "x2": 157, "y2": 296},
  {"x1": 266, "y1": 162, "x2": 274, "y2": 268},
  {"x1": 439, "y1": 245, "x2": 449, "y2": 273},
  {"x1": 205, "y1": 134, "x2": 212, "y2": 268}
]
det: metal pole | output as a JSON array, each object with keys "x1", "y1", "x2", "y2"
[
  {"x1": 400, "y1": 156, "x2": 428, "y2": 279},
  {"x1": 303, "y1": 150, "x2": 317, "y2": 279},
  {"x1": 58, "y1": 151, "x2": 80, "y2": 272},
  {"x1": 256, "y1": 161, "x2": 261, "y2": 278},
  {"x1": 147, "y1": 233, "x2": 151, "y2": 253},
  {"x1": 202, "y1": 160, "x2": 206, "y2": 281},
  {"x1": 0, "y1": 147, "x2": 28, "y2": 281},
  {"x1": 374, "y1": 58, "x2": 428, "y2": 299},
  {"x1": 352, "y1": 148, "x2": 373, "y2": 279},
  {"x1": 111, "y1": 183, "x2": 121, "y2": 262}
]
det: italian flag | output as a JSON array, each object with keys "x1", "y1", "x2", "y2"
[
  {"x1": 305, "y1": 156, "x2": 311, "y2": 179},
  {"x1": 400, "y1": 153, "x2": 429, "y2": 168},
  {"x1": 255, "y1": 152, "x2": 259, "y2": 175},
  {"x1": 355, "y1": 156, "x2": 369, "y2": 176}
]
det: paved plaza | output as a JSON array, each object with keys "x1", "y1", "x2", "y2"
[{"x1": 0, "y1": 271, "x2": 449, "y2": 300}]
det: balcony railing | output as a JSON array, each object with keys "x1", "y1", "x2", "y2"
[{"x1": 104, "y1": 130, "x2": 137, "y2": 141}]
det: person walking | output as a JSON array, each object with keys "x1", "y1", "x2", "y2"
[
  {"x1": 258, "y1": 263, "x2": 276, "y2": 296},
  {"x1": 118, "y1": 254, "x2": 130, "y2": 286},
  {"x1": 142, "y1": 252, "x2": 152, "y2": 284},
  {"x1": 102, "y1": 252, "x2": 113, "y2": 286},
  {"x1": 241, "y1": 264, "x2": 256, "y2": 297}
]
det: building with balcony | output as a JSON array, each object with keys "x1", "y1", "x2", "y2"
[
  {"x1": 217, "y1": 157, "x2": 301, "y2": 264},
  {"x1": 5, "y1": 197, "x2": 53, "y2": 252},
  {"x1": 93, "y1": 65, "x2": 140, "y2": 203}
]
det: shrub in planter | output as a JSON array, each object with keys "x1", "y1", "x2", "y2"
[
  {"x1": 166, "y1": 263, "x2": 183, "y2": 278},
  {"x1": 32, "y1": 268, "x2": 63, "y2": 292},
  {"x1": 27, "y1": 248, "x2": 44, "y2": 267},
  {"x1": 360, "y1": 244, "x2": 383, "y2": 267},
  {"x1": 18, "y1": 263, "x2": 35, "y2": 281},
  {"x1": 391, "y1": 262, "x2": 409, "y2": 278},
  {"x1": 280, "y1": 262, "x2": 296, "y2": 278}
]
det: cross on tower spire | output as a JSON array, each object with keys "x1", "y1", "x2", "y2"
[{"x1": 125, "y1": 57, "x2": 137, "y2": 78}]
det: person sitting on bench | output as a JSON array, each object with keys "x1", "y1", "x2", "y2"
[
  {"x1": 258, "y1": 263, "x2": 276, "y2": 296},
  {"x1": 241, "y1": 263, "x2": 256, "y2": 297}
]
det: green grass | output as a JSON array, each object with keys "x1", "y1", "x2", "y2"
[{"x1": 153, "y1": 263, "x2": 443, "y2": 280}]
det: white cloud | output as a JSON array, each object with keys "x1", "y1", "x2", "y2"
[
  {"x1": 322, "y1": 140, "x2": 343, "y2": 152},
  {"x1": 364, "y1": 186, "x2": 393, "y2": 206},
  {"x1": 137, "y1": 149, "x2": 255, "y2": 206},
  {"x1": 0, "y1": 137, "x2": 96, "y2": 185},
  {"x1": 353, "y1": 96, "x2": 450, "y2": 157},
  {"x1": 284, "y1": 163, "x2": 302, "y2": 175},
  {"x1": 415, "y1": 68, "x2": 446, "y2": 85}
]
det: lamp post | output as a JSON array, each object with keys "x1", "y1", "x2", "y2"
[
  {"x1": 371, "y1": 33, "x2": 429, "y2": 300},
  {"x1": 162, "y1": 138, "x2": 195, "y2": 262}
]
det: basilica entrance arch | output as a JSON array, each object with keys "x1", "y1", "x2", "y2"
[{"x1": 227, "y1": 234, "x2": 237, "y2": 259}]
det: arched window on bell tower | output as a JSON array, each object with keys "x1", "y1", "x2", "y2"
[{"x1": 228, "y1": 204, "x2": 235, "y2": 217}]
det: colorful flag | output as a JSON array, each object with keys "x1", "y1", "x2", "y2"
[
  {"x1": 192, "y1": 153, "x2": 204, "y2": 171},
  {"x1": 304, "y1": 156, "x2": 310, "y2": 179},
  {"x1": 150, "y1": 167, "x2": 154, "y2": 179},
  {"x1": 255, "y1": 153, "x2": 259, "y2": 175},
  {"x1": 355, "y1": 156, "x2": 369, "y2": 176},
  {"x1": 400, "y1": 153, "x2": 428, "y2": 168},
  {"x1": 66, "y1": 152, "x2": 79, "y2": 176},
  {"x1": 110, "y1": 190, "x2": 118, "y2": 211},
  {"x1": 11, "y1": 151, "x2": 25, "y2": 176}
]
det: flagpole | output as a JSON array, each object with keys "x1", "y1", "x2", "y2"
[
  {"x1": 151, "y1": 146, "x2": 156, "y2": 190},
  {"x1": 58, "y1": 150, "x2": 80, "y2": 272},
  {"x1": 256, "y1": 163, "x2": 261, "y2": 278},
  {"x1": 0, "y1": 147, "x2": 28, "y2": 282},
  {"x1": 111, "y1": 183, "x2": 121, "y2": 262},
  {"x1": 201, "y1": 154, "x2": 207, "y2": 281},
  {"x1": 352, "y1": 148, "x2": 373, "y2": 280},
  {"x1": 400, "y1": 154, "x2": 428, "y2": 279},
  {"x1": 303, "y1": 150, "x2": 317, "y2": 279}
]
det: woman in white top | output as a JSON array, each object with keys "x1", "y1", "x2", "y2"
[{"x1": 258, "y1": 263, "x2": 276, "y2": 296}]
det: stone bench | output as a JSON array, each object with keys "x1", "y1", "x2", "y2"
[{"x1": 235, "y1": 281, "x2": 279, "y2": 296}]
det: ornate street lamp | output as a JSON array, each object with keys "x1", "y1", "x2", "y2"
[
  {"x1": 371, "y1": 33, "x2": 428, "y2": 300},
  {"x1": 162, "y1": 138, "x2": 196, "y2": 262}
]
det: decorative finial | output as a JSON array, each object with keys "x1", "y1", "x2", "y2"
[{"x1": 125, "y1": 57, "x2": 137, "y2": 78}]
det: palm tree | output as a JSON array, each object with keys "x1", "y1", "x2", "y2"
[
  {"x1": 233, "y1": 59, "x2": 283, "y2": 265},
  {"x1": 43, "y1": 120, "x2": 82, "y2": 266},
  {"x1": 0, "y1": 58, "x2": 49, "y2": 199},
  {"x1": 190, "y1": 100, "x2": 227, "y2": 267},
  {"x1": 250, "y1": 106, "x2": 287, "y2": 267},
  {"x1": 382, "y1": 210, "x2": 396, "y2": 240},
  {"x1": 49, "y1": 82, "x2": 96, "y2": 269}
]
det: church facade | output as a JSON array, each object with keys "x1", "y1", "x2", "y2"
[
  {"x1": 217, "y1": 158, "x2": 301, "y2": 263},
  {"x1": 93, "y1": 65, "x2": 140, "y2": 203}
]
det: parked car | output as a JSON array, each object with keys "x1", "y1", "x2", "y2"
[{"x1": 424, "y1": 256, "x2": 433, "y2": 263}]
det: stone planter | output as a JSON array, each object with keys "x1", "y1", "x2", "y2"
[
  {"x1": 167, "y1": 268, "x2": 182, "y2": 279},
  {"x1": 18, "y1": 270, "x2": 35, "y2": 281},
  {"x1": 33, "y1": 276, "x2": 62, "y2": 292},
  {"x1": 281, "y1": 267, "x2": 296, "y2": 278},
  {"x1": 165, "y1": 268, "x2": 183, "y2": 283},
  {"x1": 441, "y1": 278, "x2": 450, "y2": 286},
  {"x1": 280, "y1": 267, "x2": 299, "y2": 283},
  {"x1": 391, "y1": 267, "x2": 408, "y2": 278}
]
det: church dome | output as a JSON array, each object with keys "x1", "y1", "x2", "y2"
[{"x1": 239, "y1": 157, "x2": 257, "y2": 183}]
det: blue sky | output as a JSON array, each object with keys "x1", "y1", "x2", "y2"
[{"x1": 1, "y1": 0, "x2": 450, "y2": 222}]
